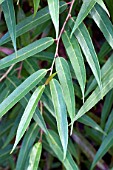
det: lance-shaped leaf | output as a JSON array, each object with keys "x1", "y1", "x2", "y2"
[
  {"x1": 91, "y1": 129, "x2": 113, "y2": 170},
  {"x1": 0, "y1": 69, "x2": 47, "y2": 118},
  {"x1": 26, "y1": 142, "x2": 42, "y2": 170},
  {"x1": 2, "y1": 0, "x2": 17, "y2": 52},
  {"x1": 104, "y1": 109, "x2": 113, "y2": 134},
  {"x1": 71, "y1": 0, "x2": 96, "y2": 36},
  {"x1": 78, "y1": 115, "x2": 105, "y2": 135},
  {"x1": 11, "y1": 85, "x2": 45, "y2": 152},
  {"x1": 62, "y1": 31, "x2": 86, "y2": 100},
  {"x1": 50, "y1": 79, "x2": 68, "y2": 159},
  {"x1": 85, "y1": 53, "x2": 113, "y2": 97},
  {"x1": 0, "y1": 37, "x2": 54, "y2": 70},
  {"x1": 0, "y1": 1, "x2": 66, "y2": 46},
  {"x1": 16, "y1": 123, "x2": 39, "y2": 170},
  {"x1": 71, "y1": 54, "x2": 113, "y2": 123},
  {"x1": 33, "y1": 0, "x2": 40, "y2": 17},
  {"x1": 96, "y1": 0, "x2": 110, "y2": 16},
  {"x1": 69, "y1": 18, "x2": 101, "y2": 89},
  {"x1": 90, "y1": 4, "x2": 113, "y2": 49},
  {"x1": 55, "y1": 57, "x2": 75, "y2": 122},
  {"x1": 46, "y1": 130, "x2": 79, "y2": 170},
  {"x1": 47, "y1": 0, "x2": 59, "y2": 38}
]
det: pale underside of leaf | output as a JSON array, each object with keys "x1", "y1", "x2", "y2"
[
  {"x1": 50, "y1": 79, "x2": 68, "y2": 159},
  {"x1": 47, "y1": 0, "x2": 59, "y2": 38},
  {"x1": 11, "y1": 85, "x2": 45, "y2": 152}
]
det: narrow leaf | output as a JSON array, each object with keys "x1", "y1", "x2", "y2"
[
  {"x1": 47, "y1": 0, "x2": 59, "y2": 38},
  {"x1": 0, "y1": 37, "x2": 54, "y2": 70},
  {"x1": 0, "y1": 69, "x2": 47, "y2": 118},
  {"x1": 71, "y1": 54, "x2": 113, "y2": 122},
  {"x1": 16, "y1": 123, "x2": 39, "y2": 170},
  {"x1": 96, "y1": 0, "x2": 110, "y2": 16},
  {"x1": 90, "y1": 4, "x2": 113, "y2": 49},
  {"x1": 91, "y1": 129, "x2": 113, "y2": 170},
  {"x1": 50, "y1": 79, "x2": 68, "y2": 159},
  {"x1": 0, "y1": 1, "x2": 66, "y2": 45},
  {"x1": 26, "y1": 142, "x2": 42, "y2": 170},
  {"x1": 62, "y1": 31, "x2": 86, "y2": 100},
  {"x1": 69, "y1": 18, "x2": 101, "y2": 88},
  {"x1": 2, "y1": 0, "x2": 17, "y2": 52},
  {"x1": 71, "y1": 0, "x2": 96, "y2": 36},
  {"x1": 33, "y1": 0, "x2": 40, "y2": 17},
  {"x1": 46, "y1": 130, "x2": 79, "y2": 170},
  {"x1": 55, "y1": 57, "x2": 75, "y2": 124},
  {"x1": 12, "y1": 85, "x2": 45, "y2": 152},
  {"x1": 104, "y1": 109, "x2": 113, "y2": 134}
]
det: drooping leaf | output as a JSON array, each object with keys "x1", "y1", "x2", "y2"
[
  {"x1": 12, "y1": 85, "x2": 45, "y2": 152},
  {"x1": 50, "y1": 79, "x2": 68, "y2": 159},
  {"x1": 0, "y1": 1, "x2": 66, "y2": 46},
  {"x1": 62, "y1": 31, "x2": 86, "y2": 100},
  {"x1": 69, "y1": 18, "x2": 101, "y2": 89},
  {"x1": 16, "y1": 123, "x2": 39, "y2": 170},
  {"x1": 96, "y1": 0, "x2": 110, "y2": 16},
  {"x1": 0, "y1": 69, "x2": 47, "y2": 118},
  {"x1": 85, "y1": 54, "x2": 113, "y2": 97},
  {"x1": 47, "y1": 0, "x2": 59, "y2": 38},
  {"x1": 104, "y1": 109, "x2": 113, "y2": 134},
  {"x1": 46, "y1": 130, "x2": 79, "y2": 170},
  {"x1": 0, "y1": 37, "x2": 54, "y2": 70},
  {"x1": 71, "y1": 54, "x2": 113, "y2": 123},
  {"x1": 91, "y1": 129, "x2": 113, "y2": 170},
  {"x1": 90, "y1": 4, "x2": 113, "y2": 49},
  {"x1": 55, "y1": 57, "x2": 75, "y2": 131},
  {"x1": 2, "y1": 0, "x2": 17, "y2": 52},
  {"x1": 26, "y1": 142, "x2": 42, "y2": 170},
  {"x1": 78, "y1": 115, "x2": 105, "y2": 134},
  {"x1": 6, "y1": 76, "x2": 48, "y2": 134},
  {"x1": 101, "y1": 89, "x2": 113, "y2": 129},
  {"x1": 71, "y1": 0, "x2": 96, "y2": 36},
  {"x1": 33, "y1": 0, "x2": 40, "y2": 17}
]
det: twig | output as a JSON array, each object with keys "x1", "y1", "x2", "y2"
[
  {"x1": 49, "y1": 0, "x2": 75, "y2": 75},
  {"x1": 0, "y1": 64, "x2": 15, "y2": 82}
]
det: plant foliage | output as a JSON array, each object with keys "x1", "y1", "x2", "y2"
[{"x1": 0, "y1": 0, "x2": 113, "y2": 169}]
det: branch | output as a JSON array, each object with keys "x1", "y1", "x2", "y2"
[
  {"x1": 0, "y1": 64, "x2": 15, "y2": 82},
  {"x1": 50, "y1": 0, "x2": 75, "y2": 75}
]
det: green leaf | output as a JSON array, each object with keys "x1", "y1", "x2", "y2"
[
  {"x1": 33, "y1": 0, "x2": 40, "y2": 17},
  {"x1": 85, "y1": 53, "x2": 113, "y2": 97},
  {"x1": 0, "y1": 37, "x2": 54, "y2": 70},
  {"x1": 96, "y1": 0, "x2": 110, "y2": 16},
  {"x1": 0, "y1": 1, "x2": 66, "y2": 46},
  {"x1": 50, "y1": 79, "x2": 68, "y2": 159},
  {"x1": 47, "y1": 0, "x2": 59, "y2": 38},
  {"x1": 78, "y1": 115, "x2": 105, "y2": 134},
  {"x1": 46, "y1": 130, "x2": 79, "y2": 170},
  {"x1": 16, "y1": 123, "x2": 39, "y2": 170},
  {"x1": 55, "y1": 57, "x2": 75, "y2": 132},
  {"x1": 6, "y1": 76, "x2": 48, "y2": 134},
  {"x1": 0, "y1": 69, "x2": 47, "y2": 118},
  {"x1": 2, "y1": 0, "x2": 17, "y2": 52},
  {"x1": 90, "y1": 4, "x2": 113, "y2": 49},
  {"x1": 71, "y1": 0, "x2": 96, "y2": 36},
  {"x1": 104, "y1": 109, "x2": 113, "y2": 134},
  {"x1": 26, "y1": 142, "x2": 42, "y2": 170},
  {"x1": 101, "y1": 89, "x2": 113, "y2": 129},
  {"x1": 11, "y1": 85, "x2": 45, "y2": 152},
  {"x1": 71, "y1": 54, "x2": 113, "y2": 123},
  {"x1": 62, "y1": 31, "x2": 86, "y2": 100},
  {"x1": 91, "y1": 129, "x2": 113, "y2": 170},
  {"x1": 69, "y1": 18, "x2": 101, "y2": 89}
]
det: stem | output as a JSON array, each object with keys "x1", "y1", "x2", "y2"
[
  {"x1": 49, "y1": 0, "x2": 75, "y2": 75},
  {"x1": 0, "y1": 64, "x2": 15, "y2": 82}
]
